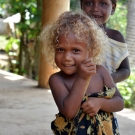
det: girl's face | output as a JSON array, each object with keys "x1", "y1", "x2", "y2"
[
  {"x1": 81, "y1": 0, "x2": 116, "y2": 25},
  {"x1": 55, "y1": 31, "x2": 89, "y2": 75}
]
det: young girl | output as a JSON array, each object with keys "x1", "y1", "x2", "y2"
[
  {"x1": 39, "y1": 11, "x2": 124, "y2": 135},
  {"x1": 80, "y1": 0, "x2": 130, "y2": 83},
  {"x1": 80, "y1": 0, "x2": 130, "y2": 129}
]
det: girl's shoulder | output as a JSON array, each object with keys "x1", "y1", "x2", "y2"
[
  {"x1": 49, "y1": 71, "x2": 64, "y2": 85},
  {"x1": 96, "y1": 65, "x2": 109, "y2": 75},
  {"x1": 106, "y1": 28, "x2": 125, "y2": 43},
  {"x1": 96, "y1": 64, "x2": 107, "y2": 69}
]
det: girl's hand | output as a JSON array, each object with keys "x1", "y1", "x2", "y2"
[
  {"x1": 81, "y1": 97, "x2": 101, "y2": 117},
  {"x1": 77, "y1": 58, "x2": 96, "y2": 80}
]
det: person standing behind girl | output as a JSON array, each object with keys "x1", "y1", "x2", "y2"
[
  {"x1": 39, "y1": 11, "x2": 124, "y2": 135},
  {"x1": 80, "y1": 0, "x2": 130, "y2": 83}
]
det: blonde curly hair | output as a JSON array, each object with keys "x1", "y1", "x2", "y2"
[{"x1": 39, "y1": 11, "x2": 108, "y2": 68}]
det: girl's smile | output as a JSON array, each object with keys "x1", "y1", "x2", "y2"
[
  {"x1": 55, "y1": 31, "x2": 89, "y2": 75},
  {"x1": 81, "y1": 0, "x2": 115, "y2": 25}
]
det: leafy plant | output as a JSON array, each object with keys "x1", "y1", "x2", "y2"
[
  {"x1": 107, "y1": 1, "x2": 128, "y2": 37},
  {"x1": 4, "y1": 37, "x2": 20, "y2": 73},
  {"x1": 117, "y1": 68, "x2": 135, "y2": 109},
  {"x1": 0, "y1": 0, "x2": 42, "y2": 78},
  {"x1": 5, "y1": 37, "x2": 20, "y2": 53}
]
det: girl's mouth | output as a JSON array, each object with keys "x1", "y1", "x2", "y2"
[{"x1": 92, "y1": 15, "x2": 102, "y2": 18}]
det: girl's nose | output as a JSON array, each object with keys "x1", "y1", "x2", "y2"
[
  {"x1": 64, "y1": 52, "x2": 72, "y2": 61},
  {"x1": 92, "y1": 3, "x2": 99, "y2": 12}
]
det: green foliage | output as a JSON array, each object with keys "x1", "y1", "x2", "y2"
[
  {"x1": 118, "y1": 69, "x2": 135, "y2": 109},
  {"x1": 5, "y1": 0, "x2": 42, "y2": 39},
  {"x1": 4, "y1": 37, "x2": 20, "y2": 73},
  {"x1": 70, "y1": 0, "x2": 80, "y2": 10},
  {"x1": 5, "y1": 37, "x2": 20, "y2": 53},
  {"x1": 107, "y1": 1, "x2": 128, "y2": 37},
  {"x1": 0, "y1": 0, "x2": 42, "y2": 77}
]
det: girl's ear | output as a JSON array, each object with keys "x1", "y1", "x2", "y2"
[{"x1": 111, "y1": 4, "x2": 116, "y2": 15}]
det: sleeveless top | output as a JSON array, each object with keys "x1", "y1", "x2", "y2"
[{"x1": 103, "y1": 38, "x2": 129, "y2": 74}]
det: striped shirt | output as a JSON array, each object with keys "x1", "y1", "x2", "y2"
[{"x1": 103, "y1": 38, "x2": 129, "y2": 74}]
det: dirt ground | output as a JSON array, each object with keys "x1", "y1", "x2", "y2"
[{"x1": 0, "y1": 69, "x2": 135, "y2": 135}]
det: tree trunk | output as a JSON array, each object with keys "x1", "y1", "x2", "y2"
[
  {"x1": 126, "y1": 0, "x2": 135, "y2": 67},
  {"x1": 38, "y1": 0, "x2": 70, "y2": 88}
]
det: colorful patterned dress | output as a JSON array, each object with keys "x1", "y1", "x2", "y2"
[{"x1": 51, "y1": 87, "x2": 120, "y2": 135}]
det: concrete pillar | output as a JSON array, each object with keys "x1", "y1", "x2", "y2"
[{"x1": 38, "y1": 0, "x2": 70, "y2": 88}]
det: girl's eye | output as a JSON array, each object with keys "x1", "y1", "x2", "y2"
[
  {"x1": 100, "y1": 2, "x2": 107, "y2": 6},
  {"x1": 73, "y1": 49, "x2": 80, "y2": 53},
  {"x1": 84, "y1": 0, "x2": 93, "y2": 5},
  {"x1": 56, "y1": 48, "x2": 64, "y2": 52},
  {"x1": 86, "y1": 1, "x2": 93, "y2": 5}
]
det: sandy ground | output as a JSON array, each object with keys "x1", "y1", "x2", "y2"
[{"x1": 0, "y1": 69, "x2": 135, "y2": 135}]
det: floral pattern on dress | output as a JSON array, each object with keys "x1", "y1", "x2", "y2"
[{"x1": 51, "y1": 86, "x2": 120, "y2": 135}]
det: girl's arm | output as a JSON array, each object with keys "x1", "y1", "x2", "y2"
[
  {"x1": 81, "y1": 65, "x2": 124, "y2": 116},
  {"x1": 111, "y1": 57, "x2": 130, "y2": 83},
  {"x1": 49, "y1": 58, "x2": 96, "y2": 119},
  {"x1": 110, "y1": 30, "x2": 130, "y2": 83}
]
